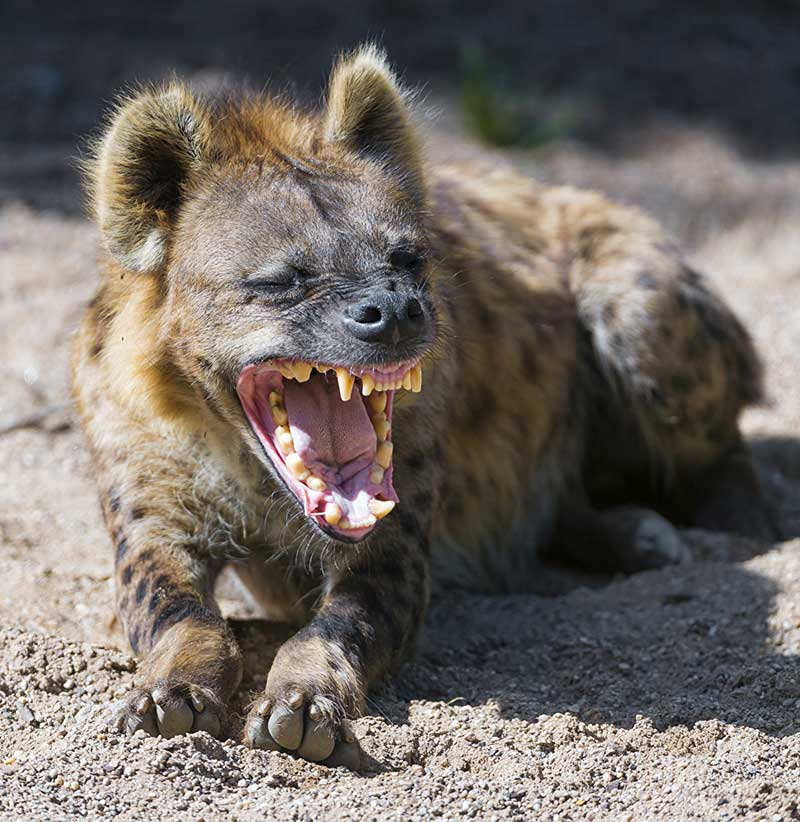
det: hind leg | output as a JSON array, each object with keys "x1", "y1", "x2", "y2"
[
  {"x1": 550, "y1": 499, "x2": 691, "y2": 574},
  {"x1": 567, "y1": 194, "x2": 776, "y2": 542}
]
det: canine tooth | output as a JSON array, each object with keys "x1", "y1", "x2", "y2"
[
  {"x1": 368, "y1": 391, "x2": 387, "y2": 414},
  {"x1": 292, "y1": 362, "x2": 313, "y2": 382},
  {"x1": 307, "y1": 475, "x2": 327, "y2": 491},
  {"x1": 361, "y1": 374, "x2": 375, "y2": 396},
  {"x1": 368, "y1": 499, "x2": 395, "y2": 519},
  {"x1": 402, "y1": 371, "x2": 413, "y2": 390},
  {"x1": 336, "y1": 368, "x2": 355, "y2": 402},
  {"x1": 271, "y1": 405, "x2": 288, "y2": 426},
  {"x1": 370, "y1": 465, "x2": 385, "y2": 485},
  {"x1": 324, "y1": 502, "x2": 342, "y2": 526},
  {"x1": 269, "y1": 391, "x2": 282, "y2": 407},
  {"x1": 275, "y1": 425, "x2": 294, "y2": 454},
  {"x1": 373, "y1": 415, "x2": 390, "y2": 441},
  {"x1": 410, "y1": 364, "x2": 422, "y2": 393},
  {"x1": 286, "y1": 453, "x2": 309, "y2": 480},
  {"x1": 376, "y1": 440, "x2": 393, "y2": 469}
]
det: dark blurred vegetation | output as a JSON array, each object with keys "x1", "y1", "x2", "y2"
[{"x1": 2, "y1": 0, "x2": 800, "y2": 211}]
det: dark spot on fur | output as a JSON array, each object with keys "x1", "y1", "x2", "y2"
[
  {"x1": 602, "y1": 303, "x2": 617, "y2": 324},
  {"x1": 138, "y1": 549, "x2": 153, "y2": 564},
  {"x1": 108, "y1": 490, "x2": 121, "y2": 514},
  {"x1": 121, "y1": 565, "x2": 133, "y2": 586},
  {"x1": 130, "y1": 507, "x2": 146, "y2": 521},
  {"x1": 404, "y1": 451, "x2": 426, "y2": 471},
  {"x1": 129, "y1": 627, "x2": 140, "y2": 654},
  {"x1": 398, "y1": 510, "x2": 423, "y2": 542},
  {"x1": 197, "y1": 357, "x2": 213, "y2": 371},
  {"x1": 671, "y1": 373, "x2": 696, "y2": 395},
  {"x1": 683, "y1": 334, "x2": 707, "y2": 360},
  {"x1": 135, "y1": 578, "x2": 148, "y2": 605},
  {"x1": 520, "y1": 340, "x2": 540, "y2": 382},
  {"x1": 475, "y1": 301, "x2": 496, "y2": 333},
  {"x1": 115, "y1": 538, "x2": 129, "y2": 564},
  {"x1": 150, "y1": 597, "x2": 219, "y2": 640},
  {"x1": 637, "y1": 273, "x2": 659, "y2": 290},
  {"x1": 412, "y1": 490, "x2": 430, "y2": 510},
  {"x1": 91, "y1": 341, "x2": 103, "y2": 358}
]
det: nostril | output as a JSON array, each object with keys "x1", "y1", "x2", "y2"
[
  {"x1": 349, "y1": 304, "x2": 383, "y2": 325},
  {"x1": 407, "y1": 298, "x2": 424, "y2": 321}
]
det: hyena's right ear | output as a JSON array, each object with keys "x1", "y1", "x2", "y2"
[
  {"x1": 88, "y1": 84, "x2": 213, "y2": 273},
  {"x1": 324, "y1": 45, "x2": 424, "y2": 203}
]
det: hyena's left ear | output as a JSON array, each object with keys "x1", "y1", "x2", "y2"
[
  {"x1": 324, "y1": 45, "x2": 424, "y2": 203},
  {"x1": 88, "y1": 83, "x2": 213, "y2": 273}
]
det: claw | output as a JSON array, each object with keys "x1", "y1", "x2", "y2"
[{"x1": 268, "y1": 704, "x2": 304, "y2": 750}]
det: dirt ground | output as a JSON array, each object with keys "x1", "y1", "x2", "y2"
[{"x1": 2, "y1": 3, "x2": 800, "y2": 820}]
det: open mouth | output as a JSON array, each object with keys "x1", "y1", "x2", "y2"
[{"x1": 236, "y1": 359, "x2": 422, "y2": 541}]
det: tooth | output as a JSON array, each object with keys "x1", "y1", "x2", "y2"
[
  {"x1": 410, "y1": 364, "x2": 422, "y2": 393},
  {"x1": 271, "y1": 405, "x2": 288, "y2": 426},
  {"x1": 368, "y1": 392, "x2": 387, "y2": 414},
  {"x1": 339, "y1": 516, "x2": 376, "y2": 530},
  {"x1": 324, "y1": 502, "x2": 342, "y2": 526},
  {"x1": 286, "y1": 453, "x2": 309, "y2": 480},
  {"x1": 269, "y1": 391, "x2": 282, "y2": 407},
  {"x1": 376, "y1": 440, "x2": 393, "y2": 468},
  {"x1": 278, "y1": 365, "x2": 294, "y2": 379},
  {"x1": 275, "y1": 425, "x2": 294, "y2": 454},
  {"x1": 370, "y1": 465, "x2": 385, "y2": 485},
  {"x1": 292, "y1": 362, "x2": 313, "y2": 382},
  {"x1": 368, "y1": 499, "x2": 395, "y2": 519},
  {"x1": 361, "y1": 374, "x2": 375, "y2": 396},
  {"x1": 307, "y1": 475, "x2": 327, "y2": 491},
  {"x1": 402, "y1": 371, "x2": 412, "y2": 390},
  {"x1": 336, "y1": 368, "x2": 355, "y2": 402},
  {"x1": 373, "y1": 414, "x2": 390, "y2": 441}
]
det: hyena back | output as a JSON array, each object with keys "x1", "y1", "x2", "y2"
[{"x1": 71, "y1": 45, "x2": 774, "y2": 766}]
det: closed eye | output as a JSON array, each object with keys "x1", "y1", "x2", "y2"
[
  {"x1": 388, "y1": 248, "x2": 425, "y2": 275},
  {"x1": 243, "y1": 266, "x2": 310, "y2": 291}
]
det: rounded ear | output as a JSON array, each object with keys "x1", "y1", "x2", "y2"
[
  {"x1": 324, "y1": 45, "x2": 423, "y2": 203},
  {"x1": 89, "y1": 84, "x2": 212, "y2": 272}
]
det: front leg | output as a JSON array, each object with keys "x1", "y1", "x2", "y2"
[
  {"x1": 243, "y1": 515, "x2": 430, "y2": 767},
  {"x1": 93, "y1": 445, "x2": 243, "y2": 739}
]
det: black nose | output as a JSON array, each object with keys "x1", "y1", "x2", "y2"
[{"x1": 343, "y1": 291, "x2": 425, "y2": 344}]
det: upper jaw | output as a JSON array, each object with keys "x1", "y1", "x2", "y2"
[{"x1": 260, "y1": 359, "x2": 423, "y2": 400}]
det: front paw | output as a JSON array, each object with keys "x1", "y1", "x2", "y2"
[
  {"x1": 111, "y1": 679, "x2": 227, "y2": 739},
  {"x1": 242, "y1": 638, "x2": 363, "y2": 768}
]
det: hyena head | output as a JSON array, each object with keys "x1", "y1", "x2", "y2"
[{"x1": 89, "y1": 46, "x2": 444, "y2": 544}]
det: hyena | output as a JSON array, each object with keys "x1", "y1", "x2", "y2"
[{"x1": 71, "y1": 46, "x2": 776, "y2": 767}]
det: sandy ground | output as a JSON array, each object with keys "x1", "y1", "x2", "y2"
[{"x1": 3, "y1": 5, "x2": 800, "y2": 816}]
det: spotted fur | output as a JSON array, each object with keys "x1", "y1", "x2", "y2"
[{"x1": 72, "y1": 45, "x2": 774, "y2": 764}]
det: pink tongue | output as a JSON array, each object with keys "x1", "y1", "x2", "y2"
[{"x1": 283, "y1": 374, "x2": 376, "y2": 478}]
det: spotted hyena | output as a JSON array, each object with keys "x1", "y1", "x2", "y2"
[{"x1": 71, "y1": 45, "x2": 776, "y2": 767}]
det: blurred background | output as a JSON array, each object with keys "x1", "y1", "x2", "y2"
[{"x1": 4, "y1": 0, "x2": 800, "y2": 213}]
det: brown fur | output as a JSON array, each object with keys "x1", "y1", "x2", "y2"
[{"x1": 72, "y1": 45, "x2": 774, "y2": 763}]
